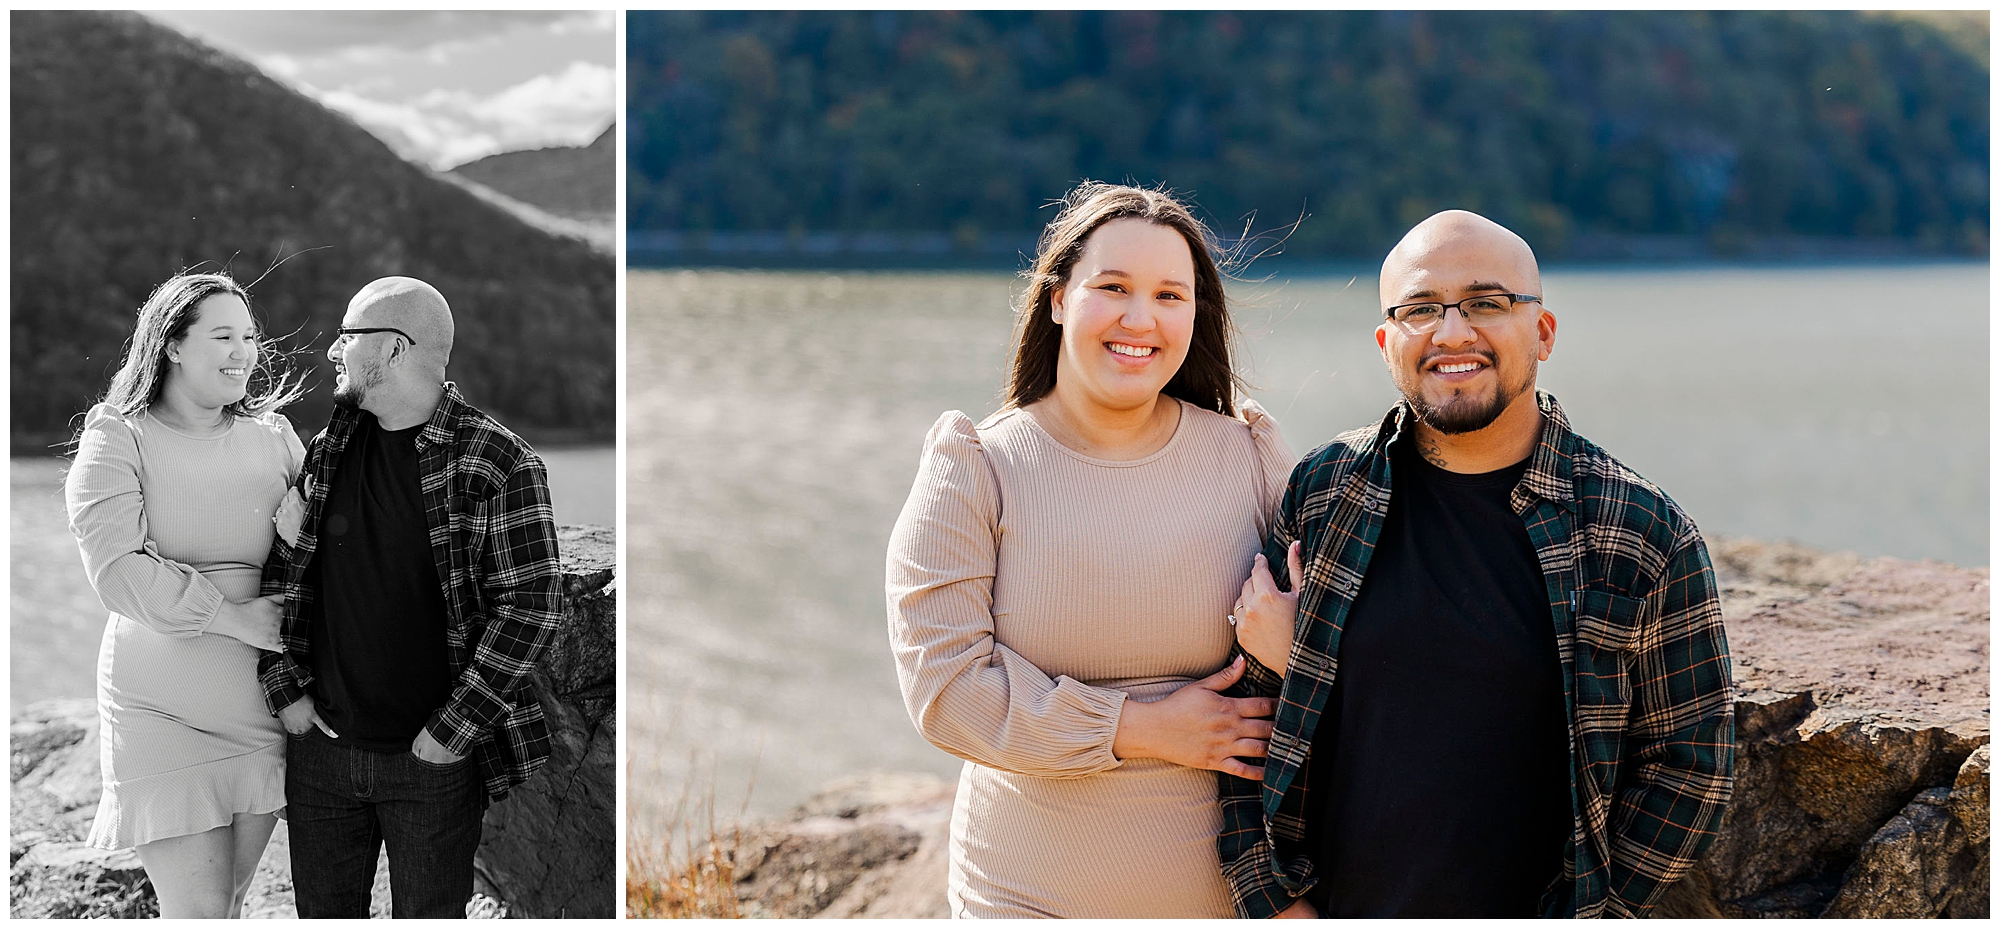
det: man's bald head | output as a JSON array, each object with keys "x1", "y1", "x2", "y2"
[
  {"x1": 349, "y1": 276, "x2": 455, "y2": 372},
  {"x1": 1379, "y1": 210, "x2": 1542, "y2": 308}
]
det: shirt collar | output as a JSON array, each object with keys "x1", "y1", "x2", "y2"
[
  {"x1": 324, "y1": 381, "x2": 466, "y2": 452},
  {"x1": 1375, "y1": 389, "x2": 1577, "y2": 506},
  {"x1": 412, "y1": 382, "x2": 467, "y2": 451}
]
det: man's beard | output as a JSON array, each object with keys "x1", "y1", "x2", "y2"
[
  {"x1": 1402, "y1": 354, "x2": 1536, "y2": 435},
  {"x1": 331, "y1": 367, "x2": 376, "y2": 409}
]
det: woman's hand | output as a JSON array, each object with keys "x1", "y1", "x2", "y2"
[
  {"x1": 209, "y1": 594, "x2": 284, "y2": 651},
  {"x1": 1235, "y1": 541, "x2": 1303, "y2": 676},
  {"x1": 273, "y1": 486, "x2": 305, "y2": 547},
  {"x1": 1112, "y1": 656, "x2": 1275, "y2": 779}
]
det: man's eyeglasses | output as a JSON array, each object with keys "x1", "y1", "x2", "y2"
[
  {"x1": 334, "y1": 326, "x2": 417, "y2": 346},
  {"x1": 1383, "y1": 293, "x2": 1541, "y2": 334}
]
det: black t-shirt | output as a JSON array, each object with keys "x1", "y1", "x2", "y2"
[
  {"x1": 1304, "y1": 435, "x2": 1571, "y2": 917},
  {"x1": 304, "y1": 414, "x2": 455, "y2": 753}
]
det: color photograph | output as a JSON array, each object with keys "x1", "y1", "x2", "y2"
[
  {"x1": 10, "y1": 10, "x2": 616, "y2": 918},
  {"x1": 621, "y1": 11, "x2": 1988, "y2": 919}
]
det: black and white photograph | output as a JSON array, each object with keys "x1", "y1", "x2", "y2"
[{"x1": 10, "y1": 10, "x2": 616, "y2": 918}]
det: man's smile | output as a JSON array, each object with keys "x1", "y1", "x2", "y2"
[{"x1": 1423, "y1": 353, "x2": 1492, "y2": 383}]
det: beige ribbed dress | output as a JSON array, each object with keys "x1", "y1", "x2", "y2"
[
  {"x1": 887, "y1": 398, "x2": 1294, "y2": 918},
  {"x1": 66, "y1": 404, "x2": 303, "y2": 850}
]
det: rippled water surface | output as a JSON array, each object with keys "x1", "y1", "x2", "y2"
[{"x1": 625, "y1": 262, "x2": 1988, "y2": 829}]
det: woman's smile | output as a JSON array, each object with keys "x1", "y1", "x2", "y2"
[{"x1": 1107, "y1": 341, "x2": 1158, "y2": 361}]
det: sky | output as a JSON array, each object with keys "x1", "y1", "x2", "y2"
[{"x1": 146, "y1": 10, "x2": 616, "y2": 170}]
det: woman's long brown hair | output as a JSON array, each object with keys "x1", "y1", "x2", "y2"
[{"x1": 1003, "y1": 182, "x2": 1241, "y2": 415}]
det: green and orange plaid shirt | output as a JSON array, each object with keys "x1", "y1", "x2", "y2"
[
  {"x1": 257, "y1": 382, "x2": 565, "y2": 803},
  {"x1": 1219, "y1": 392, "x2": 1733, "y2": 918}
]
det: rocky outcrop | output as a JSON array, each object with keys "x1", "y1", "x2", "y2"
[
  {"x1": 475, "y1": 525, "x2": 618, "y2": 918},
  {"x1": 9, "y1": 525, "x2": 616, "y2": 919},
  {"x1": 728, "y1": 773, "x2": 955, "y2": 919},
  {"x1": 719, "y1": 539, "x2": 1988, "y2": 919},
  {"x1": 1652, "y1": 540, "x2": 1989, "y2": 918},
  {"x1": 7, "y1": 698, "x2": 155, "y2": 918}
]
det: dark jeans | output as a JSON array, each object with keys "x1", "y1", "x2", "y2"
[{"x1": 285, "y1": 728, "x2": 483, "y2": 918}]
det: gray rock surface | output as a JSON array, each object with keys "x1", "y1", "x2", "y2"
[{"x1": 475, "y1": 524, "x2": 618, "y2": 918}]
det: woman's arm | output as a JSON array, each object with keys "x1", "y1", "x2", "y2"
[
  {"x1": 887, "y1": 412, "x2": 1130, "y2": 778},
  {"x1": 1231, "y1": 400, "x2": 1302, "y2": 687},
  {"x1": 65, "y1": 405, "x2": 279, "y2": 647}
]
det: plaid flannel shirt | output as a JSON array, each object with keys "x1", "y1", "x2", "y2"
[
  {"x1": 1219, "y1": 392, "x2": 1733, "y2": 919},
  {"x1": 257, "y1": 382, "x2": 565, "y2": 803}
]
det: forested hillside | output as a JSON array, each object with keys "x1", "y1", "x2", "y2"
[
  {"x1": 451, "y1": 126, "x2": 616, "y2": 224},
  {"x1": 629, "y1": 11, "x2": 1987, "y2": 260},
  {"x1": 12, "y1": 11, "x2": 614, "y2": 450}
]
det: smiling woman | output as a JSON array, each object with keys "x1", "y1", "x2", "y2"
[
  {"x1": 65, "y1": 271, "x2": 306, "y2": 918},
  {"x1": 885, "y1": 182, "x2": 1297, "y2": 917}
]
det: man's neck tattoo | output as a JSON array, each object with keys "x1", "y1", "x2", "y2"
[{"x1": 1415, "y1": 430, "x2": 1449, "y2": 468}]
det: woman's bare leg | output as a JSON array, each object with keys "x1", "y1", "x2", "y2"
[
  {"x1": 134, "y1": 826, "x2": 234, "y2": 918},
  {"x1": 227, "y1": 812, "x2": 281, "y2": 917},
  {"x1": 133, "y1": 812, "x2": 280, "y2": 919}
]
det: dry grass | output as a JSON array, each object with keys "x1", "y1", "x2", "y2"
[{"x1": 626, "y1": 760, "x2": 755, "y2": 918}]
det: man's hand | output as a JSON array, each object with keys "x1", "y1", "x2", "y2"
[
  {"x1": 1274, "y1": 898, "x2": 1318, "y2": 919},
  {"x1": 412, "y1": 727, "x2": 465, "y2": 765},
  {"x1": 1235, "y1": 541, "x2": 1304, "y2": 675},
  {"x1": 280, "y1": 694, "x2": 337, "y2": 738}
]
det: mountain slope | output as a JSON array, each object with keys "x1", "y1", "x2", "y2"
[
  {"x1": 450, "y1": 126, "x2": 615, "y2": 225},
  {"x1": 11, "y1": 10, "x2": 614, "y2": 448}
]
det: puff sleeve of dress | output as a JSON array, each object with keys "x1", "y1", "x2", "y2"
[
  {"x1": 65, "y1": 404, "x2": 226, "y2": 636},
  {"x1": 1237, "y1": 398, "x2": 1296, "y2": 540},
  {"x1": 886, "y1": 411, "x2": 1129, "y2": 779},
  {"x1": 272, "y1": 413, "x2": 305, "y2": 485}
]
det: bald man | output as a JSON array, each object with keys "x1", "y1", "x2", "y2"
[
  {"x1": 1217, "y1": 212, "x2": 1733, "y2": 918},
  {"x1": 256, "y1": 277, "x2": 564, "y2": 918}
]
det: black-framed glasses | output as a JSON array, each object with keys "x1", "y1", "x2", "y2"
[
  {"x1": 335, "y1": 326, "x2": 417, "y2": 346},
  {"x1": 1384, "y1": 293, "x2": 1541, "y2": 334}
]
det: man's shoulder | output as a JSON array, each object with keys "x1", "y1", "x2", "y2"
[
  {"x1": 1292, "y1": 418, "x2": 1387, "y2": 490},
  {"x1": 441, "y1": 393, "x2": 546, "y2": 485},
  {"x1": 1563, "y1": 429, "x2": 1700, "y2": 550}
]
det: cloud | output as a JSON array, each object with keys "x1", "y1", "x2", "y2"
[
  {"x1": 471, "y1": 62, "x2": 616, "y2": 139},
  {"x1": 149, "y1": 10, "x2": 604, "y2": 60},
  {"x1": 148, "y1": 11, "x2": 613, "y2": 169},
  {"x1": 305, "y1": 60, "x2": 613, "y2": 168}
]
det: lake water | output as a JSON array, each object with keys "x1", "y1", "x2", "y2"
[
  {"x1": 8, "y1": 443, "x2": 612, "y2": 706},
  {"x1": 623, "y1": 262, "x2": 1988, "y2": 831}
]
